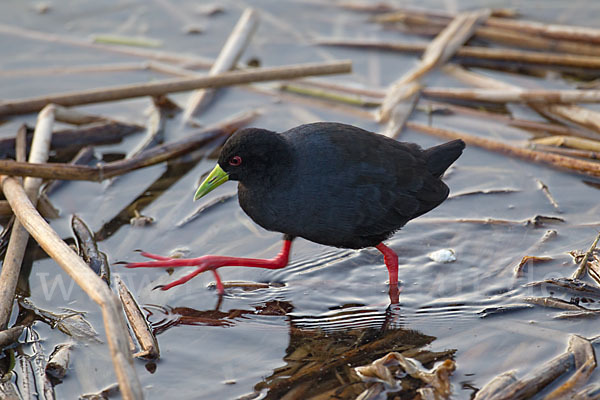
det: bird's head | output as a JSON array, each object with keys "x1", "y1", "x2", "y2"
[{"x1": 194, "y1": 128, "x2": 291, "y2": 201}]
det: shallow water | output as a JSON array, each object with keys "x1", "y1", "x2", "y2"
[{"x1": 1, "y1": 0, "x2": 600, "y2": 399}]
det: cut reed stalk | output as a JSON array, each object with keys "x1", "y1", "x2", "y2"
[
  {"x1": 0, "y1": 23, "x2": 212, "y2": 67},
  {"x1": 0, "y1": 60, "x2": 352, "y2": 117},
  {"x1": 318, "y1": 38, "x2": 600, "y2": 68},
  {"x1": 406, "y1": 121, "x2": 600, "y2": 177},
  {"x1": 0, "y1": 110, "x2": 259, "y2": 181},
  {"x1": 378, "y1": 9, "x2": 489, "y2": 123},
  {"x1": 444, "y1": 64, "x2": 600, "y2": 134},
  {"x1": 183, "y1": 8, "x2": 259, "y2": 122}
]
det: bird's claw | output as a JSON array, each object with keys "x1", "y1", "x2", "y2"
[{"x1": 122, "y1": 252, "x2": 220, "y2": 291}]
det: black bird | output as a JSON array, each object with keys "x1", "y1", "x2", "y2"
[{"x1": 126, "y1": 122, "x2": 465, "y2": 303}]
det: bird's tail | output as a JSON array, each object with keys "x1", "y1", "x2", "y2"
[{"x1": 424, "y1": 139, "x2": 465, "y2": 177}]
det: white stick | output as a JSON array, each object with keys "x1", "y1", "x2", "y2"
[
  {"x1": 0, "y1": 104, "x2": 55, "y2": 330},
  {"x1": 183, "y1": 8, "x2": 259, "y2": 122}
]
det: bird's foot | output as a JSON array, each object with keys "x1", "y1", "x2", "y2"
[
  {"x1": 156, "y1": 268, "x2": 225, "y2": 293},
  {"x1": 122, "y1": 252, "x2": 227, "y2": 294},
  {"x1": 121, "y1": 240, "x2": 293, "y2": 294}
]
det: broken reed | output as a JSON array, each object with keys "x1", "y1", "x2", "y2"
[
  {"x1": 374, "y1": 9, "x2": 600, "y2": 56},
  {"x1": 0, "y1": 60, "x2": 352, "y2": 116},
  {"x1": 406, "y1": 122, "x2": 600, "y2": 177},
  {"x1": 0, "y1": 110, "x2": 259, "y2": 182},
  {"x1": 318, "y1": 38, "x2": 600, "y2": 69}
]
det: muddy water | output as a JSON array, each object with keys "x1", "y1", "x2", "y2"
[{"x1": 1, "y1": 0, "x2": 600, "y2": 399}]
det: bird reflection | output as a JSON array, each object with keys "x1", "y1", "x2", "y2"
[
  {"x1": 143, "y1": 295, "x2": 453, "y2": 399},
  {"x1": 144, "y1": 298, "x2": 293, "y2": 334}
]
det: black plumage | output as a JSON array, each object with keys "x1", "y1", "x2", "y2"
[
  {"x1": 217, "y1": 122, "x2": 464, "y2": 249},
  {"x1": 127, "y1": 122, "x2": 464, "y2": 303}
]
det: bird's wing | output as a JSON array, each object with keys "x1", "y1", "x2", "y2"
[{"x1": 352, "y1": 153, "x2": 449, "y2": 240}]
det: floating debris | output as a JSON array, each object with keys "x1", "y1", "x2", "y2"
[
  {"x1": 449, "y1": 188, "x2": 519, "y2": 198},
  {"x1": 523, "y1": 296, "x2": 588, "y2": 311},
  {"x1": 0, "y1": 325, "x2": 24, "y2": 349},
  {"x1": 514, "y1": 255, "x2": 553, "y2": 278},
  {"x1": 478, "y1": 304, "x2": 534, "y2": 318},
  {"x1": 29, "y1": 327, "x2": 55, "y2": 400},
  {"x1": 116, "y1": 276, "x2": 159, "y2": 360},
  {"x1": 72, "y1": 214, "x2": 110, "y2": 285},
  {"x1": 355, "y1": 352, "x2": 456, "y2": 399},
  {"x1": 80, "y1": 382, "x2": 120, "y2": 400},
  {"x1": 525, "y1": 215, "x2": 565, "y2": 227},
  {"x1": 475, "y1": 335, "x2": 597, "y2": 400},
  {"x1": 428, "y1": 248, "x2": 456, "y2": 263},
  {"x1": 195, "y1": 3, "x2": 224, "y2": 16},
  {"x1": 524, "y1": 278, "x2": 600, "y2": 299},
  {"x1": 184, "y1": 24, "x2": 204, "y2": 35},
  {"x1": 572, "y1": 232, "x2": 600, "y2": 280},
  {"x1": 129, "y1": 209, "x2": 155, "y2": 227},
  {"x1": 536, "y1": 179, "x2": 561, "y2": 212},
  {"x1": 0, "y1": 379, "x2": 20, "y2": 399},
  {"x1": 554, "y1": 310, "x2": 600, "y2": 319},
  {"x1": 33, "y1": 2, "x2": 52, "y2": 14},
  {"x1": 45, "y1": 343, "x2": 72, "y2": 380},
  {"x1": 19, "y1": 299, "x2": 101, "y2": 343}
]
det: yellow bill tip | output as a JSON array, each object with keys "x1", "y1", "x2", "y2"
[{"x1": 194, "y1": 164, "x2": 229, "y2": 201}]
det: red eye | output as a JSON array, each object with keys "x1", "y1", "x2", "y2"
[{"x1": 229, "y1": 156, "x2": 242, "y2": 166}]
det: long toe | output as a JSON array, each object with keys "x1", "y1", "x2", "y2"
[
  {"x1": 138, "y1": 251, "x2": 174, "y2": 261},
  {"x1": 123, "y1": 260, "x2": 173, "y2": 269},
  {"x1": 159, "y1": 271, "x2": 202, "y2": 290}
]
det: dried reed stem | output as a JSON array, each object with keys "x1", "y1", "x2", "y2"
[
  {"x1": 183, "y1": 8, "x2": 259, "y2": 122},
  {"x1": 532, "y1": 136, "x2": 600, "y2": 152},
  {"x1": 0, "y1": 110, "x2": 259, "y2": 181},
  {"x1": 0, "y1": 23, "x2": 212, "y2": 68},
  {"x1": 0, "y1": 121, "x2": 142, "y2": 160},
  {"x1": 53, "y1": 105, "x2": 112, "y2": 125},
  {"x1": 423, "y1": 87, "x2": 600, "y2": 104},
  {"x1": 486, "y1": 16, "x2": 600, "y2": 44},
  {"x1": 0, "y1": 105, "x2": 55, "y2": 330},
  {"x1": 0, "y1": 62, "x2": 148, "y2": 78},
  {"x1": 530, "y1": 144, "x2": 600, "y2": 160},
  {"x1": 378, "y1": 9, "x2": 489, "y2": 124},
  {"x1": 15, "y1": 125, "x2": 28, "y2": 163},
  {"x1": 422, "y1": 101, "x2": 598, "y2": 139},
  {"x1": 444, "y1": 64, "x2": 600, "y2": 134},
  {"x1": 116, "y1": 276, "x2": 159, "y2": 359},
  {"x1": 572, "y1": 232, "x2": 600, "y2": 280},
  {"x1": 0, "y1": 176, "x2": 142, "y2": 399},
  {"x1": 318, "y1": 38, "x2": 600, "y2": 69},
  {"x1": 406, "y1": 121, "x2": 600, "y2": 177},
  {"x1": 475, "y1": 335, "x2": 595, "y2": 400},
  {"x1": 0, "y1": 60, "x2": 352, "y2": 117},
  {"x1": 376, "y1": 9, "x2": 600, "y2": 56}
]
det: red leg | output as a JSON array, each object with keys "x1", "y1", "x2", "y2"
[
  {"x1": 211, "y1": 270, "x2": 224, "y2": 294},
  {"x1": 125, "y1": 240, "x2": 293, "y2": 292},
  {"x1": 375, "y1": 243, "x2": 399, "y2": 304}
]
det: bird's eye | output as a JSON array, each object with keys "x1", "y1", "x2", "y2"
[{"x1": 229, "y1": 156, "x2": 242, "y2": 166}]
